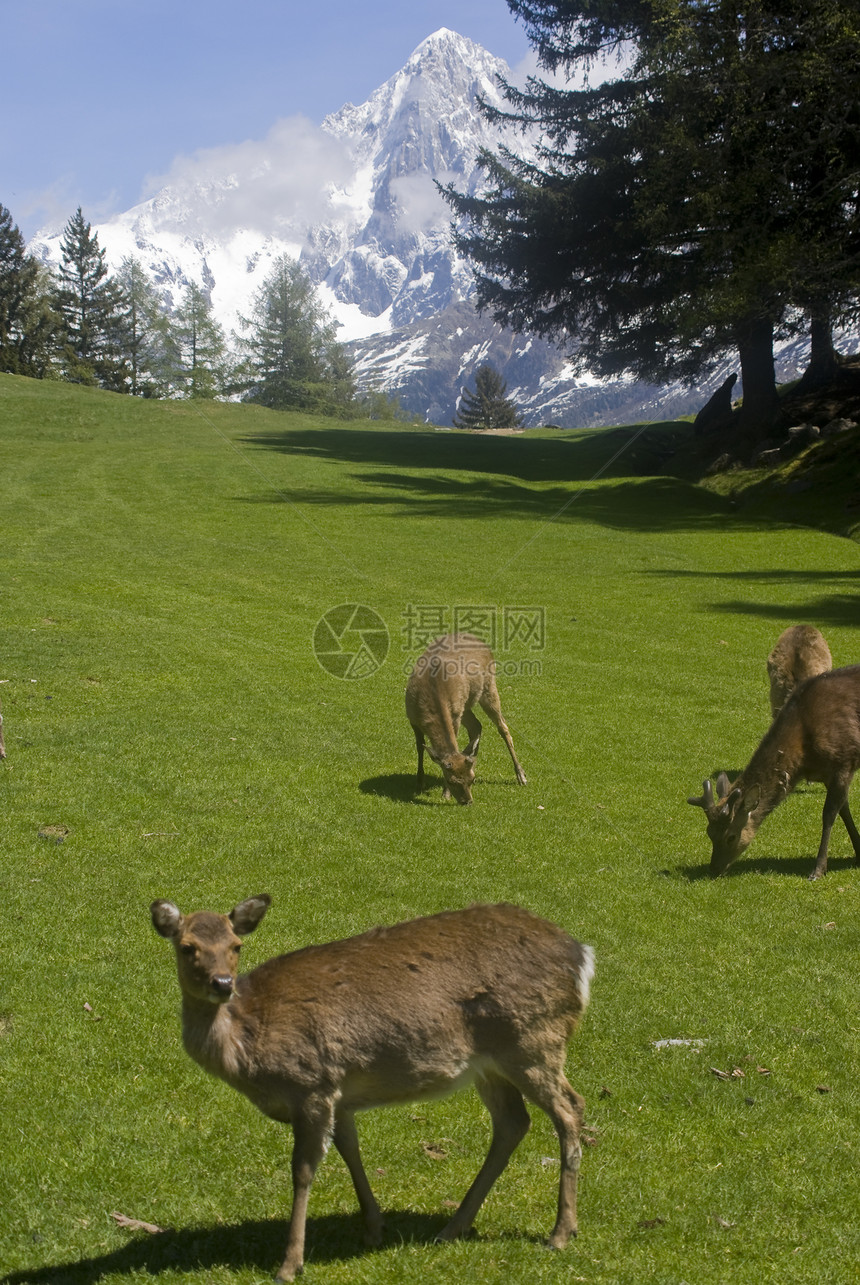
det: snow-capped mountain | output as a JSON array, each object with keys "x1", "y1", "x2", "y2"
[{"x1": 28, "y1": 29, "x2": 807, "y2": 426}]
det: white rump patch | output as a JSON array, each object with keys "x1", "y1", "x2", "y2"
[{"x1": 577, "y1": 945, "x2": 595, "y2": 1008}]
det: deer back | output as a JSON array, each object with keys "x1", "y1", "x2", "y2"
[
  {"x1": 405, "y1": 633, "x2": 496, "y2": 743},
  {"x1": 767, "y1": 624, "x2": 832, "y2": 718},
  {"x1": 154, "y1": 899, "x2": 592, "y2": 1117}
]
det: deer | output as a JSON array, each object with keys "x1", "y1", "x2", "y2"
[
  {"x1": 766, "y1": 624, "x2": 832, "y2": 719},
  {"x1": 405, "y1": 633, "x2": 527, "y2": 803},
  {"x1": 689, "y1": 664, "x2": 860, "y2": 880},
  {"x1": 151, "y1": 895, "x2": 594, "y2": 1282}
]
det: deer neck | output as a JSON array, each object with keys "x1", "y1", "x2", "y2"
[
  {"x1": 180, "y1": 993, "x2": 246, "y2": 1083},
  {"x1": 742, "y1": 723, "x2": 802, "y2": 820},
  {"x1": 426, "y1": 701, "x2": 460, "y2": 756}
]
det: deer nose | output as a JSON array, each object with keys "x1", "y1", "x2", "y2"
[{"x1": 211, "y1": 975, "x2": 234, "y2": 998}]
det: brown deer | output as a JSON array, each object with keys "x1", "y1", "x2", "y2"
[
  {"x1": 689, "y1": 664, "x2": 860, "y2": 880},
  {"x1": 766, "y1": 624, "x2": 832, "y2": 719},
  {"x1": 151, "y1": 896, "x2": 594, "y2": 1282},
  {"x1": 405, "y1": 633, "x2": 527, "y2": 803}
]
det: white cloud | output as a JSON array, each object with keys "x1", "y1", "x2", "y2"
[
  {"x1": 388, "y1": 172, "x2": 449, "y2": 234},
  {"x1": 141, "y1": 115, "x2": 357, "y2": 238}
]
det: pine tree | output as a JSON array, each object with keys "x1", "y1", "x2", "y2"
[
  {"x1": 172, "y1": 281, "x2": 229, "y2": 399},
  {"x1": 453, "y1": 365, "x2": 523, "y2": 430},
  {"x1": 54, "y1": 208, "x2": 130, "y2": 389},
  {"x1": 0, "y1": 203, "x2": 59, "y2": 377},
  {"x1": 117, "y1": 256, "x2": 177, "y2": 397},
  {"x1": 446, "y1": 1, "x2": 860, "y2": 441},
  {"x1": 237, "y1": 255, "x2": 355, "y2": 414}
]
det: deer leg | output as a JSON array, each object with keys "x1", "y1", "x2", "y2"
[
  {"x1": 437, "y1": 1074, "x2": 530, "y2": 1241},
  {"x1": 462, "y1": 708, "x2": 482, "y2": 757},
  {"x1": 333, "y1": 1110, "x2": 384, "y2": 1246},
  {"x1": 478, "y1": 687, "x2": 527, "y2": 785},
  {"x1": 810, "y1": 783, "x2": 849, "y2": 880},
  {"x1": 276, "y1": 1104, "x2": 333, "y2": 1282},
  {"x1": 516, "y1": 1065, "x2": 585, "y2": 1248},
  {"x1": 840, "y1": 799, "x2": 860, "y2": 861},
  {"x1": 411, "y1": 724, "x2": 426, "y2": 791}
]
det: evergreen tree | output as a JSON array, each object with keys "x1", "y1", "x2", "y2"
[
  {"x1": 446, "y1": 1, "x2": 860, "y2": 441},
  {"x1": 117, "y1": 256, "x2": 177, "y2": 396},
  {"x1": 54, "y1": 207, "x2": 130, "y2": 390},
  {"x1": 453, "y1": 365, "x2": 524, "y2": 429},
  {"x1": 172, "y1": 281, "x2": 229, "y2": 399},
  {"x1": 237, "y1": 255, "x2": 355, "y2": 414},
  {"x1": 0, "y1": 203, "x2": 59, "y2": 377}
]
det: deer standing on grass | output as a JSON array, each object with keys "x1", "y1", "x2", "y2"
[
  {"x1": 766, "y1": 624, "x2": 832, "y2": 719},
  {"x1": 405, "y1": 633, "x2": 527, "y2": 803},
  {"x1": 151, "y1": 896, "x2": 594, "y2": 1282},
  {"x1": 689, "y1": 665, "x2": 860, "y2": 880}
]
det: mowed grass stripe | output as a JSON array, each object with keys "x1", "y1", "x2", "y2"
[{"x1": 1, "y1": 373, "x2": 859, "y2": 1283}]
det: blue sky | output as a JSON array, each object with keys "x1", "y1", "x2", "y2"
[{"x1": 4, "y1": 0, "x2": 532, "y2": 242}]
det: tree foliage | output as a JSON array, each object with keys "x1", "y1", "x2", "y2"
[
  {"x1": 172, "y1": 281, "x2": 229, "y2": 399},
  {"x1": 453, "y1": 364, "x2": 524, "y2": 429},
  {"x1": 117, "y1": 257, "x2": 177, "y2": 397},
  {"x1": 53, "y1": 207, "x2": 129, "y2": 390},
  {"x1": 237, "y1": 255, "x2": 355, "y2": 414},
  {"x1": 445, "y1": 0, "x2": 860, "y2": 438},
  {"x1": 0, "y1": 204, "x2": 58, "y2": 377}
]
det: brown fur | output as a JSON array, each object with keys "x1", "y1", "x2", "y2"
[
  {"x1": 151, "y1": 897, "x2": 594, "y2": 1282},
  {"x1": 405, "y1": 633, "x2": 527, "y2": 803},
  {"x1": 689, "y1": 664, "x2": 860, "y2": 879},
  {"x1": 766, "y1": 625, "x2": 832, "y2": 719}
]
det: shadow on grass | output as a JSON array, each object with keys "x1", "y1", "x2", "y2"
[
  {"x1": 647, "y1": 568, "x2": 860, "y2": 631},
  {"x1": 0, "y1": 1211, "x2": 446, "y2": 1285},
  {"x1": 240, "y1": 422, "x2": 687, "y2": 486},
  {"x1": 238, "y1": 470, "x2": 742, "y2": 533},
  {"x1": 359, "y1": 772, "x2": 422, "y2": 803},
  {"x1": 358, "y1": 773, "x2": 522, "y2": 804},
  {"x1": 676, "y1": 853, "x2": 858, "y2": 881},
  {"x1": 237, "y1": 424, "x2": 757, "y2": 534}
]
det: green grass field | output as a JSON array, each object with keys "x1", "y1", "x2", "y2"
[{"x1": 1, "y1": 372, "x2": 858, "y2": 1285}]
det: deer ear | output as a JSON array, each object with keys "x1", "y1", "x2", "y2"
[
  {"x1": 151, "y1": 900, "x2": 183, "y2": 939},
  {"x1": 465, "y1": 753, "x2": 477, "y2": 766},
  {"x1": 230, "y1": 895, "x2": 271, "y2": 936},
  {"x1": 744, "y1": 784, "x2": 762, "y2": 814},
  {"x1": 426, "y1": 745, "x2": 442, "y2": 764}
]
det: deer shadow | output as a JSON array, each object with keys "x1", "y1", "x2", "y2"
[
  {"x1": 359, "y1": 773, "x2": 523, "y2": 804},
  {"x1": 675, "y1": 852, "x2": 858, "y2": 881},
  {"x1": 0, "y1": 1210, "x2": 448, "y2": 1285}
]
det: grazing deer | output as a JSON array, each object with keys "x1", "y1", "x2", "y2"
[
  {"x1": 767, "y1": 624, "x2": 832, "y2": 719},
  {"x1": 689, "y1": 664, "x2": 860, "y2": 879},
  {"x1": 405, "y1": 633, "x2": 527, "y2": 803},
  {"x1": 151, "y1": 896, "x2": 594, "y2": 1282}
]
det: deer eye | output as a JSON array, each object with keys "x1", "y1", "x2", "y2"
[{"x1": 180, "y1": 943, "x2": 196, "y2": 957}]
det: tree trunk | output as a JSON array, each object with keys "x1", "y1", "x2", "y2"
[
  {"x1": 736, "y1": 315, "x2": 780, "y2": 443},
  {"x1": 797, "y1": 310, "x2": 842, "y2": 391}
]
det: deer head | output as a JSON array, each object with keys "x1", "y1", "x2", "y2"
[
  {"x1": 151, "y1": 895, "x2": 271, "y2": 1003},
  {"x1": 427, "y1": 747, "x2": 477, "y2": 804},
  {"x1": 688, "y1": 774, "x2": 762, "y2": 875}
]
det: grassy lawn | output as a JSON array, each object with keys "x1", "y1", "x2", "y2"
[{"x1": 1, "y1": 372, "x2": 858, "y2": 1285}]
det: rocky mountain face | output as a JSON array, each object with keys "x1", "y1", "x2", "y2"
[{"x1": 29, "y1": 29, "x2": 813, "y2": 427}]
